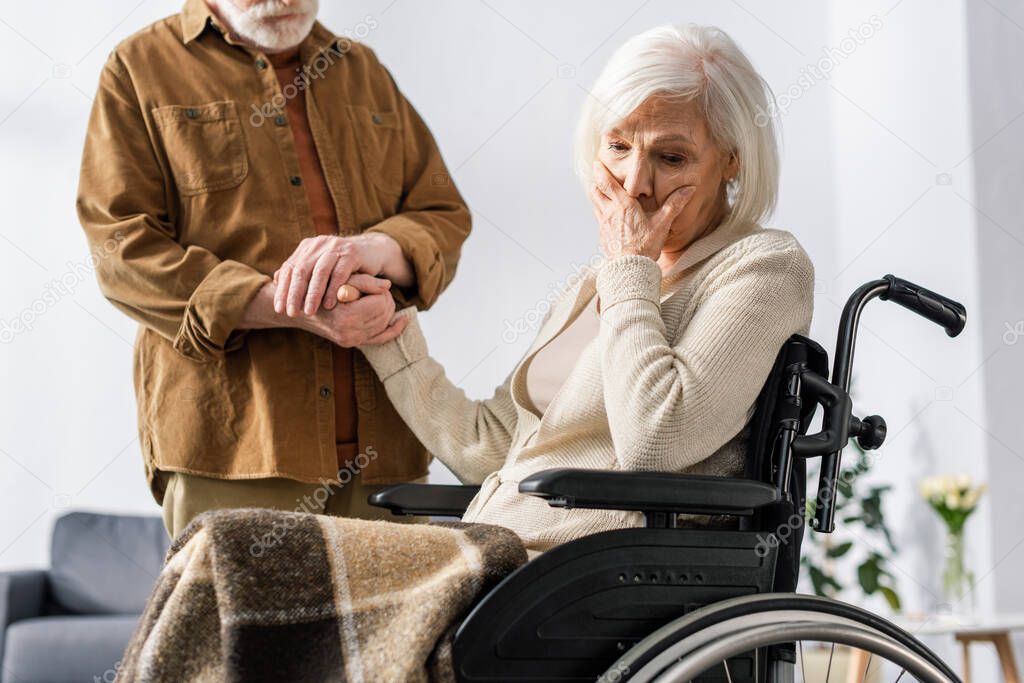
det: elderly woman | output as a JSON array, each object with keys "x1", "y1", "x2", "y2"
[
  {"x1": 363, "y1": 24, "x2": 813, "y2": 557},
  {"x1": 350, "y1": 23, "x2": 815, "y2": 559}
]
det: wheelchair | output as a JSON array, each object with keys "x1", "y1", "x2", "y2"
[{"x1": 370, "y1": 274, "x2": 968, "y2": 683}]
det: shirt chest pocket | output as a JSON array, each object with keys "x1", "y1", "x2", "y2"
[
  {"x1": 346, "y1": 104, "x2": 402, "y2": 197},
  {"x1": 152, "y1": 100, "x2": 249, "y2": 196}
]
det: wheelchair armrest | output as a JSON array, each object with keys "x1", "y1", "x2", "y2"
[
  {"x1": 518, "y1": 468, "x2": 780, "y2": 517},
  {"x1": 367, "y1": 483, "x2": 480, "y2": 517}
]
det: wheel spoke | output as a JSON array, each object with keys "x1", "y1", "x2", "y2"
[
  {"x1": 861, "y1": 652, "x2": 873, "y2": 683},
  {"x1": 786, "y1": 642, "x2": 918, "y2": 683},
  {"x1": 722, "y1": 658, "x2": 734, "y2": 683}
]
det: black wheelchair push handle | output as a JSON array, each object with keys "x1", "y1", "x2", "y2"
[
  {"x1": 812, "y1": 274, "x2": 966, "y2": 533},
  {"x1": 880, "y1": 274, "x2": 966, "y2": 338}
]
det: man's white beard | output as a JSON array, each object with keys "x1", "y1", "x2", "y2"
[{"x1": 213, "y1": 0, "x2": 319, "y2": 53}]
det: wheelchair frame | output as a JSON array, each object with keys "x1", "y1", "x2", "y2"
[{"x1": 369, "y1": 274, "x2": 967, "y2": 682}]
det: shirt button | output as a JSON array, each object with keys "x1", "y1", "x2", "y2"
[
  {"x1": 274, "y1": 114, "x2": 288, "y2": 126},
  {"x1": 255, "y1": 58, "x2": 268, "y2": 70},
  {"x1": 371, "y1": 114, "x2": 383, "y2": 124},
  {"x1": 290, "y1": 175, "x2": 302, "y2": 186},
  {"x1": 319, "y1": 386, "x2": 332, "y2": 398},
  {"x1": 185, "y1": 108, "x2": 199, "y2": 119}
]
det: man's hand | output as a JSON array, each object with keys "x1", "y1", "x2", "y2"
[
  {"x1": 273, "y1": 235, "x2": 380, "y2": 317},
  {"x1": 241, "y1": 274, "x2": 405, "y2": 347},
  {"x1": 273, "y1": 233, "x2": 415, "y2": 317}
]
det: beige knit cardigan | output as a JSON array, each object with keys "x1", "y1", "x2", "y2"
[{"x1": 359, "y1": 217, "x2": 815, "y2": 557}]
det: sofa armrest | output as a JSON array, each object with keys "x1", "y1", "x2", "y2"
[
  {"x1": 0, "y1": 570, "x2": 48, "y2": 666},
  {"x1": 518, "y1": 469, "x2": 780, "y2": 519}
]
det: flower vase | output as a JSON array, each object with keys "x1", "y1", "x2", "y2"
[{"x1": 941, "y1": 526, "x2": 975, "y2": 618}]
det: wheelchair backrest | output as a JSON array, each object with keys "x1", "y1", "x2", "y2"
[{"x1": 740, "y1": 334, "x2": 830, "y2": 591}]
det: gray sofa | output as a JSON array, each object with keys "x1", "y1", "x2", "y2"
[{"x1": 0, "y1": 512, "x2": 169, "y2": 683}]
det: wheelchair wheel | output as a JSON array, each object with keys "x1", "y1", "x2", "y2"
[{"x1": 602, "y1": 593, "x2": 960, "y2": 683}]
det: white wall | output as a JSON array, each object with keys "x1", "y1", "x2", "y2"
[
  {"x1": 964, "y1": 0, "x2": 1024, "y2": 678},
  {"x1": 825, "y1": 1, "x2": 997, "y2": 677},
  {"x1": 0, "y1": 5, "x2": 1017, "y2": 677}
]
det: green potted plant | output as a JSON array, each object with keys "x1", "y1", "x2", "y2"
[{"x1": 801, "y1": 437, "x2": 902, "y2": 612}]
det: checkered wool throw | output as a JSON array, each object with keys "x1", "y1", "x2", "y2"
[{"x1": 117, "y1": 508, "x2": 527, "y2": 682}]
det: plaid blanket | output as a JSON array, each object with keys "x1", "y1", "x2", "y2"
[{"x1": 117, "y1": 509, "x2": 528, "y2": 682}]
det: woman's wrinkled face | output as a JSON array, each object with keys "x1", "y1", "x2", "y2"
[{"x1": 596, "y1": 95, "x2": 737, "y2": 256}]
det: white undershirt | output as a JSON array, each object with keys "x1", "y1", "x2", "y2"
[{"x1": 525, "y1": 295, "x2": 601, "y2": 414}]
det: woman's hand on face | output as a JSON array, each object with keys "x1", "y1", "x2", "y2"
[{"x1": 589, "y1": 160, "x2": 696, "y2": 261}]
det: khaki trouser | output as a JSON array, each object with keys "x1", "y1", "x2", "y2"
[{"x1": 158, "y1": 470, "x2": 427, "y2": 539}]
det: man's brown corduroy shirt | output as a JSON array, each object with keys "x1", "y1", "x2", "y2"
[{"x1": 76, "y1": 0, "x2": 471, "y2": 501}]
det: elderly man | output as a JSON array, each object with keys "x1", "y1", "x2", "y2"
[{"x1": 76, "y1": 0, "x2": 471, "y2": 538}]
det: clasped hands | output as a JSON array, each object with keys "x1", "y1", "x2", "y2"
[{"x1": 261, "y1": 233, "x2": 410, "y2": 347}]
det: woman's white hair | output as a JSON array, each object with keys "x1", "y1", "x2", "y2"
[{"x1": 574, "y1": 23, "x2": 780, "y2": 228}]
